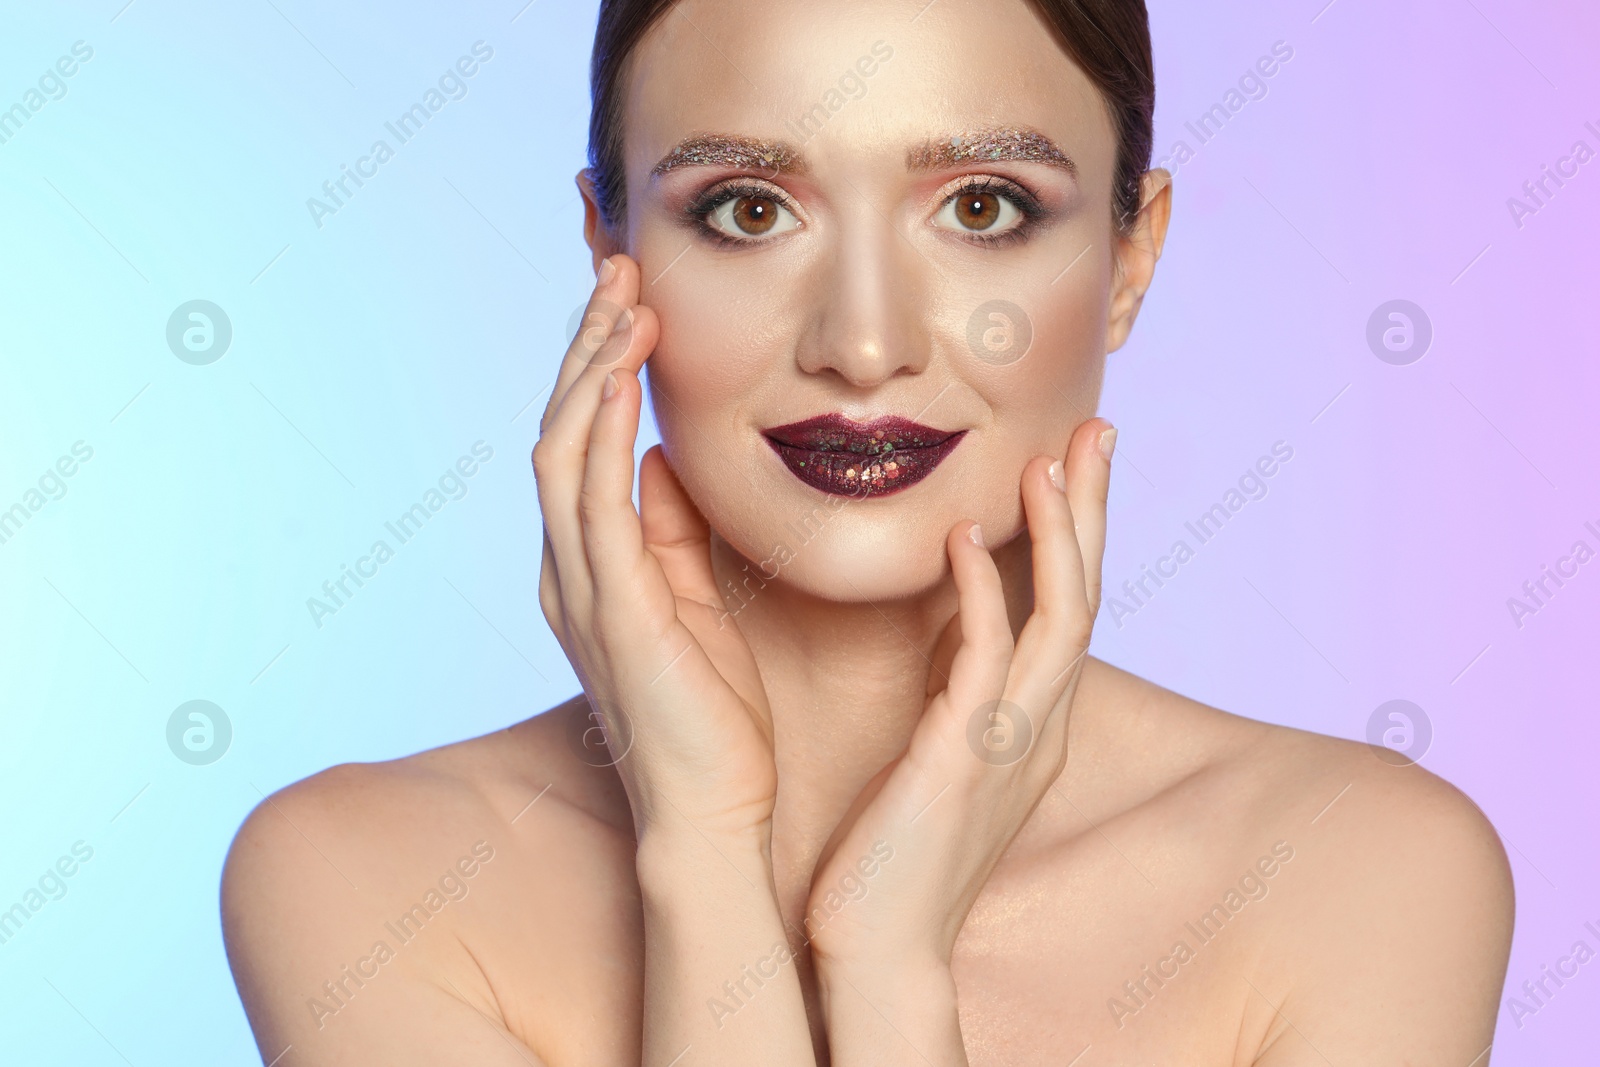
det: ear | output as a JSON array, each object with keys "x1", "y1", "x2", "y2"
[
  {"x1": 1105, "y1": 168, "x2": 1173, "y2": 354},
  {"x1": 577, "y1": 167, "x2": 622, "y2": 272}
]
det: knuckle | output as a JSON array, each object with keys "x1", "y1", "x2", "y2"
[
  {"x1": 576, "y1": 482, "x2": 609, "y2": 521},
  {"x1": 1062, "y1": 618, "x2": 1094, "y2": 655},
  {"x1": 1038, "y1": 600, "x2": 1092, "y2": 650},
  {"x1": 583, "y1": 610, "x2": 624, "y2": 658},
  {"x1": 537, "y1": 580, "x2": 561, "y2": 628},
  {"x1": 538, "y1": 576, "x2": 570, "y2": 638},
  {"x1": 530, "y1": 439, "x2": 558, "y2": 482}
]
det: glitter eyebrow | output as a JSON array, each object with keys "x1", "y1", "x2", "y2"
[
  {"x1": 907, "y1": 128, "x2": 1078, "y2": 174},
  {"x1": 650, "y1": 134, "x2": 808, "y2": 177}
]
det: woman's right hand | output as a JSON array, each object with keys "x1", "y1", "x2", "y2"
[{"x1": 533, "y1": 254, "x2": 778, "y2": 844}]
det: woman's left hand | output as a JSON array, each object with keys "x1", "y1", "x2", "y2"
[{"x1": 803, "y1": 417, "x2": 1114, "y2": 1062}]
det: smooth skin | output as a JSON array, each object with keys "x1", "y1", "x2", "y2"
[{"x1": 222, "y1": 1, "x2": 1514, "y2": 1064}]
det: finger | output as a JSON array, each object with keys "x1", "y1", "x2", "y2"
[
  {"x1": 538, "y1": 527, "x2": 566, "y2": 641},
  {"x1": 578, "y1": 366, "x2": 654, "y2": 611},
  {"x1": 531, "y1": 254, "x2": 637, "y2": 604},
  {"x1": 1007, "y1": 453, "x2": 1090, "y2": 716},
  {"x1": 638, "y1": 445, "x2": 725, "y2": 611},
  {"x1": 928, "y1": 520, "x2": 1013, "y2": 740},
  {"x1": 533, "y1": 303, "x2": 660, "y2": 599},
  {"x1": 1065, "y1": 418, "x2": 1114, "y2": 617},
  {"x1": 539, "y1": 254, "x2": 637, "y2": 435},
  {"x1": 541, "y1": 302, "x2": 658, "y2": 453}
]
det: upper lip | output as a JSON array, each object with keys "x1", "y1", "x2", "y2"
[{"x1": 762, "y1": 414, "x2": 962, "y2": 452}]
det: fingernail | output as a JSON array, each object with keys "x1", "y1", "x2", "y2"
[
  {"x1": 1047, "y1": 459, "x2": 1067, "y2": 494},
  {"x1": 968, "y1": 523, "x2": 985, "y2": 547},
  {"x1": 1098, "y1": 425, "x2": 1118, "y2": 462},
  {"x1": 597, "y1": 256, "x2": 617, "y2": 285},
  {"x1": 602, "y1": 371, "x2": 619, "y2": 400}
]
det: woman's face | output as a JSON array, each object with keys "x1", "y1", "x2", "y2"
[{"x1": 589, "y1": 0, "x2": 1164, "y2": 603}]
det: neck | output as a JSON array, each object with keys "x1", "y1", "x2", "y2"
[{"x1": 708, "y1": 528, "x2": 1036, "y2": 902}]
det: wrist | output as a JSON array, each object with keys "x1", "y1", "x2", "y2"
[
  {"x1": 817, "y1": 956, "x2": 963, "y2": 1065},
  {"x1": 815, "y1": 947, "x2": 954, "y2": 997},
  {"x1": 623, "y1": 778, "x2": 775, "y2": 851},
  {"x1": 808, "y1": 918, "x2": 956, "y2": 981},
  {"x1": 635, "y1": 820, "x2": 773, "y2": 894}
]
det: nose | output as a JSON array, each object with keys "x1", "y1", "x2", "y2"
[{"x1": 794, "y1": 209, "x2": 931, "y2": 389}]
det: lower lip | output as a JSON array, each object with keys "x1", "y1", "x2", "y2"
[{"x1": 764, "y1": 432, "x2": 967, "y2": 498}]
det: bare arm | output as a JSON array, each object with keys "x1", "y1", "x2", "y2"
[{"x1": 634, "y1": 825, "x2": 816, "y2": 1063}]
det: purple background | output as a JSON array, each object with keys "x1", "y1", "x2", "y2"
[{"x1": 1101, "y1": 0, "x2": 1600, "y2": 1059}]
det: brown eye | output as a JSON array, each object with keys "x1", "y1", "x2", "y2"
[
  {"x1": 705, "y1": 189, "x2": 801, "y2": 241},
  {"x1": 955, "y1": 192, "x2": 1001, "y2": 230},
  {"x1": 933, "y1": 185, "x2": 1026, "y2": 238},
  {"x1": 732, "y1": 196, "x2": 779, "y2": 234}
]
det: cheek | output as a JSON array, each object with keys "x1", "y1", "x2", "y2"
[
  {"x1": 641, "y1": 272, "x2": 797, "y2": 561},
  {"x1": 642, "y1": 249, "x2": 803, "y2": 410},
  {"x1": 942, "y1": 258, "x2": 1110, "y2": 451}
]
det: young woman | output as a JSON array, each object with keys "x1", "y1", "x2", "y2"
[{"x1": 222, "y1": 1, "x2": 1514, "y2": 1063}]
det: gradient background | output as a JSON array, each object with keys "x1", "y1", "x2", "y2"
[{"x1": 1, "y1": 0, "x2": 1595, "y2": 1062}]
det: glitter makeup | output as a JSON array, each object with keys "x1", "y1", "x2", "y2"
[
  {"x1": 908, "y1": 127, "x2": 1077, "y2": 174},
  {"x1": 763, "y1": 414, "x2": 967, "y2": 499},
  {"x1": 651, "y1": 134, "x2": 806, "y2": 177}
]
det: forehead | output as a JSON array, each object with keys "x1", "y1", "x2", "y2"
[{"x1": 620, "y1": 0, "x2": 1115, "y2": 180}]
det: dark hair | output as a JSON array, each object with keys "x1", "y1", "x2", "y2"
[{"x1": 587, "y1": 0, "x2": 1154, "y2": 234}]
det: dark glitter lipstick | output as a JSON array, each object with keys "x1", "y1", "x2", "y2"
[{"x1": 762, "y1": 414, "x2": 967, "y2": 498}]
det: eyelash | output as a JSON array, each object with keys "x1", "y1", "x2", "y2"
[
  {"x1": 939, "y1": 175, "x2": 1048, "y2": 247},
  {"x1": 684, "y1": 175, "x2": 1050, "y2": 248},
  {"x1": 685, "y1": 180, "x2": 800, "y2": 249}
]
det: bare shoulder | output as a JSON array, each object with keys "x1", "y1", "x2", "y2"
[
  {"x1": 1082, "y1": 656, "x2": 1512, "y2": 891},
  {"x1": 1239, "y1": 714, "x2": 1513, "y2": 1063},
  {"x1": 221, "y1": 694, "x2": 637, "y2": 1064},
  {"x1": 1082, "y1": 659, "x2": 1514, "y2": 1062}
]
